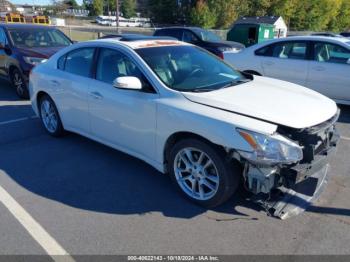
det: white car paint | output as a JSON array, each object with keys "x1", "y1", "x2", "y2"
[
  {"x1": 224, "y1": 36, "x2": 350, "y2": 105},
  {"x1": 30, "y1": 39, "x2": 337, "y2": 174},
  {"x1": 183, "y1": 75, "x2": 337, "y2": 129}
]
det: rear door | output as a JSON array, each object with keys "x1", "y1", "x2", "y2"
[
  {"x1": 49, "y1": 47, "x2": 96, "y2": 133},
  {"x1": 258, "y1": 40, "x2": 310, "y2": 86},
  {"x1": 306, "y1": 41, "x2": 350, "y2": 101}
]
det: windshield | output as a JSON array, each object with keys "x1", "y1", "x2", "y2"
[
  {"x1": 192, "y1": 28, "x2": 221, "y2": 42},
  {"x1": 9, "y1": 29, "x2": 71, "y2": 48},
  {"x1": 136, "y1": 45, "x2": 248, "y2": 92}
]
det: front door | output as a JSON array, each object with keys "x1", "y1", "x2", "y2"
[
  {"x1": 88, "y1": 48, "x2": 158, "y2": 160},
  {"x1": 306, "y1": 41, "x2": 350, "y2": 102}
]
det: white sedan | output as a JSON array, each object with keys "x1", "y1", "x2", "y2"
[
  {"x1": 30, "y1": 39, "x2": 339, "y2": 218},
  {"x1": 224, "y1": 36, "x2": 350, "y2": 105}
]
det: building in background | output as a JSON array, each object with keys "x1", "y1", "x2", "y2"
[
  {"x1": 234, "y1": 16, "x2": 287, "y2": 38},
  {"x1": 13, "y1": 4, "x2": 46, "y2": 14},
  {"x1": 64, "y1": 8, "x2": 89, "y2": 17},
  {"x1": 0, "y1": 0, "x2": 13, "y2": 12}
]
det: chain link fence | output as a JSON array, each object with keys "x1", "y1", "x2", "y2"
[
  {"x1": 58, "y1": 25, "x2": 229, "y2": 41},
  {"x1": 59, "y1": 25, "x2": 312, "y2": 42}
]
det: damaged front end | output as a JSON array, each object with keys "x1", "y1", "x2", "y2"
[{"x1": 236, "y1": 110, "x2": 340, "y2": 219}]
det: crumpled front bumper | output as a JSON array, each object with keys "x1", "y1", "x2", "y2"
[
  {"x1": 269, "y1": 162, "x2": 330, "y2": 219},
  {"x1": 262, "y1": 130, "x2": 339, "y2": 219}
]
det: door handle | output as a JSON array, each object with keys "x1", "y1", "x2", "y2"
[
  {"x1": 312, "y1": 66, "x2": 326, "y2": 71},
  {"x1": 50, "y1": 80, "x2": 60, "y2": 87},
  {"x1": 263, "y1": 61, "x2": 274, "y2": 66},
  {"x1": 90, "y1": 91, "x2": 103, "y2": 100}
]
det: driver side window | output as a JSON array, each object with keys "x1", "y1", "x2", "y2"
[
  {"x1": 314, "y1": 42, "x2": 350, "y2": 64},
  {"x1": 96, "y1": 48, "x2": 155, "y2": 92}
]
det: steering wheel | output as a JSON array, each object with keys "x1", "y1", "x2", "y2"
[{"x1": 188, "y1": 68, "x2": 204, "y2": 78}]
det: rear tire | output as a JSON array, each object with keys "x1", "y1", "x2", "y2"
[
  {"x1": 10, "y1": 68, "x2": 29, "y2": 99},
  {"x1": 168, "y1": 138, "x2": 241, "y2": 208},
  {"x1": 39, "y1": 95, "x2": 65, "y2": 137}
]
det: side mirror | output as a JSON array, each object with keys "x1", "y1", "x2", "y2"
[
  {"x1": 347, "y1": 58, "x2": 350, "y2": 65},
  {"x1": 113, "y1": 76, "x2": 142, "y2": 90}
]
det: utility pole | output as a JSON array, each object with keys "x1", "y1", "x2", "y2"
[{"x1": 116, "y1": 0, "x2": 120, "y2": 33}]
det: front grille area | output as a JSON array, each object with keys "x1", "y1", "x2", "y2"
[
  {"x1": 278, "y1": 109, "x2": 340, "y2": 164},
  {"x1": 278, "y1": 109, "x2": 340, "y2": 187}
]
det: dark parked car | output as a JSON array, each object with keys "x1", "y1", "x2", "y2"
[
  {"x1": 153, "y1": 27, "x2": 244, "y2": 59},
  {"x1": 340, "y1": 32, "x2": 350, "y2": 38},
  {"x1": 0, "y1": 24, "x2": 73, "y2": 98}
]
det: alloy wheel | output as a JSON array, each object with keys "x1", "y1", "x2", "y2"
[
  {"x1": 40, "y1": 99, "x2": 58, "y2": 133},
  {"x1": 13, "y1": 72, "x2": 25, "y2": 96},
  {"x1": 173, "y1": 147, "x2": 220, "y2": 201}
]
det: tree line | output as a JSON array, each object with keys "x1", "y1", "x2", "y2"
[
  {"x1": 53, "y1": 0, "x2": 350, "y2": 32},
  {"x1": 148, "y1": 0, "x2": 350, "y2": 32}
]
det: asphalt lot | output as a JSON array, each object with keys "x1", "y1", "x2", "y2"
[{"x1": 0, "y1": 78, "x2": 350, "y2": 256}]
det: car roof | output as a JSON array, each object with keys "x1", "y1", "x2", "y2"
[
  {"x1": 93, "y1": 38, "x2": 189, "y2": 49},
  {"x1": 156, "y1": 26, "x2": 202, "y2": 31},
  {"x1": 250, "y1": 35, "x2": 350, "y2": 50},
  {"x1": 278, "y1": 35, "x2": 349, "y2": 43},
  {"x1": 0, "y1": 23, "x2": 55, "y2": 30}
]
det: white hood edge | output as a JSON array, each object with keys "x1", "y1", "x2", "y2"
[{"x1": 182, "y1": 76, "x2": 338, "y2": 129}]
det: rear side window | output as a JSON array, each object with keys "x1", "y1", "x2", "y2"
[
  {"x1": 59, "y1": 48, "x2": 95, "y2": 77},
  {"x1": 255, "y1": 45, "x2": 272, "y2": 56}
]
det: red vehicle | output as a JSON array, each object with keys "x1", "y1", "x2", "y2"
[{"x1": 0, "y1": 24, "x2": 73, "y2": 98}]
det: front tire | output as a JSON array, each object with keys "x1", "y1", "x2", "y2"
[
  {"x1": 39, "y1": 95, "x2": 64, "y2": 137},
  {"x1": 10, "y1": 68, "x2": 29, "y2": 99},
  {"x1": 169, "y1": 138, "x2": 241, "y2": 208}
]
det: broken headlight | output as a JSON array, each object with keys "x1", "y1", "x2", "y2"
[{"x1": 237, "y1": 128, "x2": 303, "y2": 165}]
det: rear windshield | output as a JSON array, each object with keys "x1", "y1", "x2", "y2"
[{"x1": 9, "y1": 28, "x2": 71, "y2": 48}]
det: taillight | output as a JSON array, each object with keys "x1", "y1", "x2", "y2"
[{"x1": 218, "y1": 52, "x2": 224, "y2": 60}]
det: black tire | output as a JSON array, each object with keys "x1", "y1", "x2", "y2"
[
  {"x1": 168, "y1": 138, "x2": 241, "y2": 208},
  {"x1": 39, "y1": 94, "x2": 65, "y2": 137},
  {"x1": 10, "y1": 68, "x2": 29, "y2": 99}
]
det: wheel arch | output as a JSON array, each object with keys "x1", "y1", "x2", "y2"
[
  {"x1": 163, "y1": 131, "x2": 228, "y2": 173},
  {"x1": 8, "y1": 64, "x2": 22, "y2": 77},
  {"x1": 36, "y1": 91, "x2": 50, "y2": 113}
]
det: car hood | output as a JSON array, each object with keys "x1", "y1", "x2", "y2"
[
  {"x1": 182, "y1": 76, "x2": 338, "y2": 129},
  {"x1": 15, "y1": 46, "x2": 66, "y2": 58}
]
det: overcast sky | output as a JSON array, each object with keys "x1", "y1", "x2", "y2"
[{"x1": 12, "y1": 0, "x2": 84, "y2": 6}]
